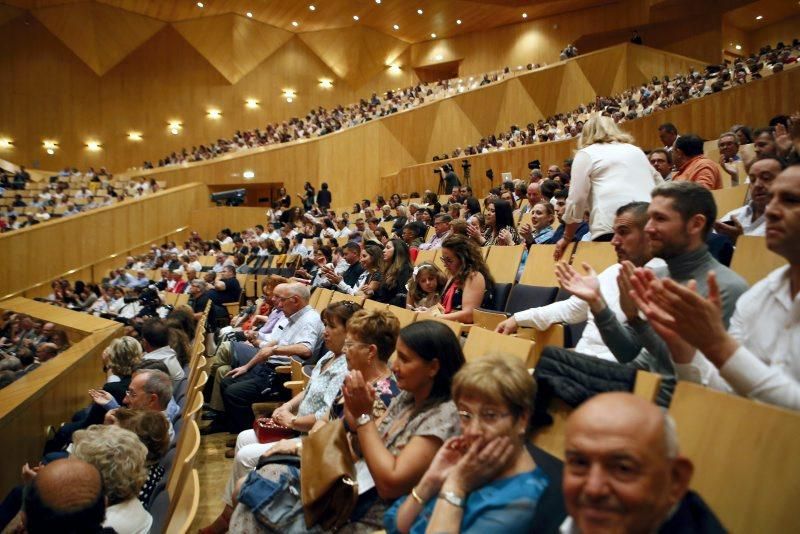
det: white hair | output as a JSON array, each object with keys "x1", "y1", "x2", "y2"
[{"x1": 663, "y1": 412, "x2": 680, "y2": 460}]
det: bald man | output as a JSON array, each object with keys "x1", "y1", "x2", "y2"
[
  {"x1": 560, "y1": 392, "x2": 724, "y2": 533},
  {"x1": 22, "y1": 458, "x2": 107, "y2": 533}
]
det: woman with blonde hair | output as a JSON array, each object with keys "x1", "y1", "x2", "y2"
[
  {"x1": 72, "y1": 424, "x2": 152, "y2": 534},
  {"x1": 555, "y1": 114, "x2": 661, "y2": 259}
]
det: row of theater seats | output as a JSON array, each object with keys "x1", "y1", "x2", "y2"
[{"x1": 146, "y1": 301, "x2": 210, "y2": 534}]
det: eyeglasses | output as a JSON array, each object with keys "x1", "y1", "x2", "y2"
[
  {"x1": 125, "y1": 388, "x2": 138, "y2": 398},
  {"x1": 457, "y1": 410, "x2": 511, "y2": 426}
]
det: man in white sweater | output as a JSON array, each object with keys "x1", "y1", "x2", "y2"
[{"x1": 496, "y1": 201, "x2": 663, "y2": 360}]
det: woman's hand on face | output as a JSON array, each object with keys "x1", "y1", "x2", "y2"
[
  {"x1": 419, "y1": 436, "x2": 470, "y2": 492},
  {"x1": 343, "y1": 370, "x2": 375, "y2": 420},
  {"x1": 446, "y1": 436, "x2": 515, "y2": 495}
]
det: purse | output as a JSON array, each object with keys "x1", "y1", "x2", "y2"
[
  {"x1": 253, "y1": 417, "x2": 296, "y2": 444},
  {"x1": 300, "y1": 419, "x2": 358, "y2": 529}
]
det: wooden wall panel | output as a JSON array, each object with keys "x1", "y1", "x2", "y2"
[
  {"x1": 750, "y1": 14, "x2": 800, "y2": 52},
  {"x1": 0, "y1": 301, "x2": 121, "y2": 497},
  {"x1": 0, "y1": 183, "x2": 208, "y2": 298}
]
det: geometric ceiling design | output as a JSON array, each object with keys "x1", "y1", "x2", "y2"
[
  {"x1": 299, "y1": 26, "x2": 409, "y2": 90},
  {"x1": 173, "y1": 13, "x2": 293, "y2": 84},
  {"x1": 2, "y1": 0, "x2": 622, "y2": 87},
  {"x1": 30, "y1": 1, "x2": 165, "y2": 76}
]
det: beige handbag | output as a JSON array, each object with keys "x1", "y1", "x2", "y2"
[{"x1": 300, "y1": 419, "x2": 359, "y2": 529}]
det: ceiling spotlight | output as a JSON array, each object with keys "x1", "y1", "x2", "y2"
[
  {"x1": 291, "y1": 20, "x2": 299, "y2": 27},
  {"x1": 245, "y1": 98, "x2": 259, "y2": 108},
  {"x1": 353, "y1": 15, "x2": 359, "y2": 21},
  {"x1": 246, "y1": 11, "x2": 252, "y2": 18},
  {"x1": 309, "y1": 4, "x2": 316, "y2": 10},
  {"x1": 286, "y1": 97, "x2": 293, "y2": 103},
  {"x1": 168, "y1": 121, "x2": 182, "y2": 135},
  {"x1": 393, "y1": 24, "x2": 399, "y2": 30},
  {"x1": 735, "y1": 44, "x2": 742, "y2": 50},
  {"x1": 243, "y1": 170, "x2": 255, "y2": 179},
  {"x1": 431, "y1": 33, "x2": 436, "y2": 38},
  {"x1": 43, "y1": 140, "x2": 58, "y2": 150},
  {"x1": 755, "y1": 15, "x2": 763, "y2": 20},
  {"x1": 0, "y1": 139, "x2": 12, "y2": 148},
  {"x1": 46, "y1": 148, "x2": 55, "y2": 155},
  {"x1": 417, "y1": 9, "x2": 423, "y2": 15},
  {"x1": 170, "y1": 128, "x2": 180, "y2": 135},
  {"x1": 388, "y1": 64, "x2": 402, "y2": 73},
  {"x1": 375, "y1": 0, "x2": 381, "y2": 3},
  {"x1": 435, "y1": 54, "x2": 443, "y2": 60},
  {"x1": 127, "y1": 132, "x2": 142, "y2": 141},
  {"x1": 196, "y1": 2, "x2": 203, "y2": 8},
  {"x1": 517, "y1": 65, "x2": 523, "y2": 70},
  {"x1": 86, "y1": 141, "x2": 102, "y2": 151},
  {"x1": 456, "y1": 19, "x2": 462, "y2": 25},
  {"x1": 283, "y1": 89, "x2": 296, "y2": 103},
  {"x1": 522, "y1": 13, "x2": 528, "y2": 18},
  {"x1": 319, "y1": 79, "x2": 333, "y2": 88},
  {"x1": 207, "y1": 109, "x2": 222, "y2": 119}
]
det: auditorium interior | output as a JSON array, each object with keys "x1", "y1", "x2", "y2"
[{"x1": 0, "y1": 0, "x2": 799, "y2": 532}]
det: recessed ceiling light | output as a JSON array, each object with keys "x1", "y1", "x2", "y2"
[
  {"x1": 46, "y1": 148, "x2": 55, "y2": 155},
  {"x1": 207, "y1": 109, "x2": 222, "y2": 119},
  {"x1": 243, "y1": 170, "x2": 255, "y2": 179},
  {"x1": 388, "y1": 64, "x2": 401, "y2": 73},
  {"x1": 246, "y1": 11, "x2": 252, "y2": 18},
  {"x1": 292, "y1": 21, "x2": 299, "y2": 27},
  {"x1": 245, "y1": 99, "x2": 259, "y2": 108},
  {"x1": 0, "y1": 139, "x2": 12, "y2": 148},
  {"x1": 522, "y1": 13, "x2": 528, "y2": 19},
  {"x1": 431, "y1": 33, "x2": 436, "y2": 38},
  {"x1": 456, "y1": 19, "x2": 462, "y2": 25},
  {"x1": 196, "y1": 2, "x2": 203, "y2": 7},
  {"x1": 755, "y1": 15, "x2": 763, "y2": 20},
  {"x1": 435, "y1": 54, "x2": 443, "y2": 60},
  {"x1": 319, "y1": 79, "x2": 333, "y2": 88},
  {"x1": 127, "y1": 132, "x2": 142, "y2": 141},
  {"x1": 417, "y1": 9, "x2": 423, "y2": 15},
  {"x1": 309, "y1": 4, "x2": 316, "y2": 10},
  {"x1": 735, "y1": 44, "x2": 742, "y2": 50},
  {"x1": 375, "y1": 0, "x2": 381, "y2": 4},
  {"x1": 43, "y1": 140, "x2": 58, "y2": 150},
  {"x1": 353, "y1": 15, "x2": 359, "y2": 21},
  {"x1": 170, "y1": 128, "x2": 180, "y2": 135},
  {"x1": 86, "y1": 141, "x2": 102, "y2": 151}
]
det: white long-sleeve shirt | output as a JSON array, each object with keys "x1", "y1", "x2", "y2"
[
  {"x1": 676, "y1": 265, "x2": 799, "y2": 410},
  {"x1": 564, "y1": 143, "x2": 662, "y2": 238},
  {"x1": 513, "y1": 260, "x2": 664, "y2": 361}
]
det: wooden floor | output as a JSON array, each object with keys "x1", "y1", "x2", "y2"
[{"x1": 190, "y1": 431, "x2": 234, "y2": 531}]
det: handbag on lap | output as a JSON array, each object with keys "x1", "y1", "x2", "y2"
[{"x1": 300, "y1": 419, "x2": 358, "y2": 529}]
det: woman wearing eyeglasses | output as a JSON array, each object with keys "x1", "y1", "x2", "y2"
[
  {"x1": 386, "y1": 356, "x2": 546, "y2": 534},
  {"x1": 436, "y1": 235, "x2": 495, "y2": 324}
]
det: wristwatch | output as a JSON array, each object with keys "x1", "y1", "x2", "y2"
[
  {"x1": 439, "y1": 491, "x2": 464, "y2": 508},
  {"x1": 355, "y1": 413, "x2": 372, "y2": 427}
]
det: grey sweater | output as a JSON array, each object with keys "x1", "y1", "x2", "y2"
[{"x1": 594, "y1": 245, "x2": 749, "y2": 406}]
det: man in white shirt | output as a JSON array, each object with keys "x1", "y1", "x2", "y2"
[
  {"x1": 496, "y1": 202, "x2": 662, "y2": 361},
  {"x1": 631, "y1": 164, "x2": 799, "y2": 410},
  {"x1": 714, "y1": 156, "x2": 784, "y2": 239},
  {"x1": 141, "y1": 319, "x2": 185, "y2": 384},
  {"x1": 332, "y1": 218, "x2": 352, "y2": 239},
  {"x1": 418, "y1": 214, "x2": 452, "y2": 250}
]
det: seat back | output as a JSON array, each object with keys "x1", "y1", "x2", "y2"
[
  {"x1": 330, "y1": 292, "x2": 366, "y2": 305},
  {"x1": 570, "y1": 242, "x2": 617, "y2": 273},
  {"x1": 414, "y1": 247, "x2": 439, "y2": 266},
  {"x1": 362, "y1": 299, "x2": 389, "y2": 312},
  {"x1": 485, "y1": 244, "x2": 525, "y2": 284},
  {"x1": 472, "y1": 308, "x2": 508, "y2": 331},
  {"x1": 504, "y1": 284, "x2": 559, "y2": 314},
  {"x1": 416, "y1": 314, "x2": 465, "y2": 338},
  {"x1": 386, "y1": 305, "x2": 417, "y2": 329},
  {"x1": 711, "y1": 183, "x2": 749, "y2": 217},
  {"x1": 669, "y1": 381, "x2": 800, "y2": 533},
  {"x1": 312, "y1": 287, "x2": 335, "y2": 312},
  {"x1": 519, "y1": 244, "x2": 567, "y2": 287},
  {"x1": 165, "y1": 469, "x2": 199, "y2": 534},
  {"x1": 462, "y1": 326, "x2": 536, "y2": 367},
  {"x1": 730, "y1": 235, "x2": 787, "y2": 285},
  {"x1": 166, "y1": 416, "x2": 200, "y2": 500}
]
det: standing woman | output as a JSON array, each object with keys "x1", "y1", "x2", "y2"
[
  {"x1": 374, "y1": 238, "x2": 413, "y2": 305},
  {"x1": 297, "y1": 182, "x2": 315, "y2": 212},
  {"x1": 556, "y1": 115, "x2": 661, "y2": 259},
  {"x1": 468, "y1": 199, "x2": 521, "y2": 246},
  {"x1": 437, "y1": 235, "x2": 495, "y2": 323},
  {"x1": 277, "y1": 186, "x2": 291, "y2": 208},
  {"x1": 316, "y1": 182, "x2": 332, "y2": 211}
]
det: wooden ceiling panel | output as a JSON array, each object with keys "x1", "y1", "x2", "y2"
[
  {"x1": 173, "y1": 13, "x2": 293, "y2": 84},
  {"x1": 30, "y1": 1, "x2": 164, "y2": 75},
  {"x1": 723, "y1": 0, "x2": 800, "y2": 31},
  {"x1": 299, "y1": 26, "x2": 409, "y2": 90},
  {"x1": 0, "y1": 2, "x2": 24, "y2": 26}
]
